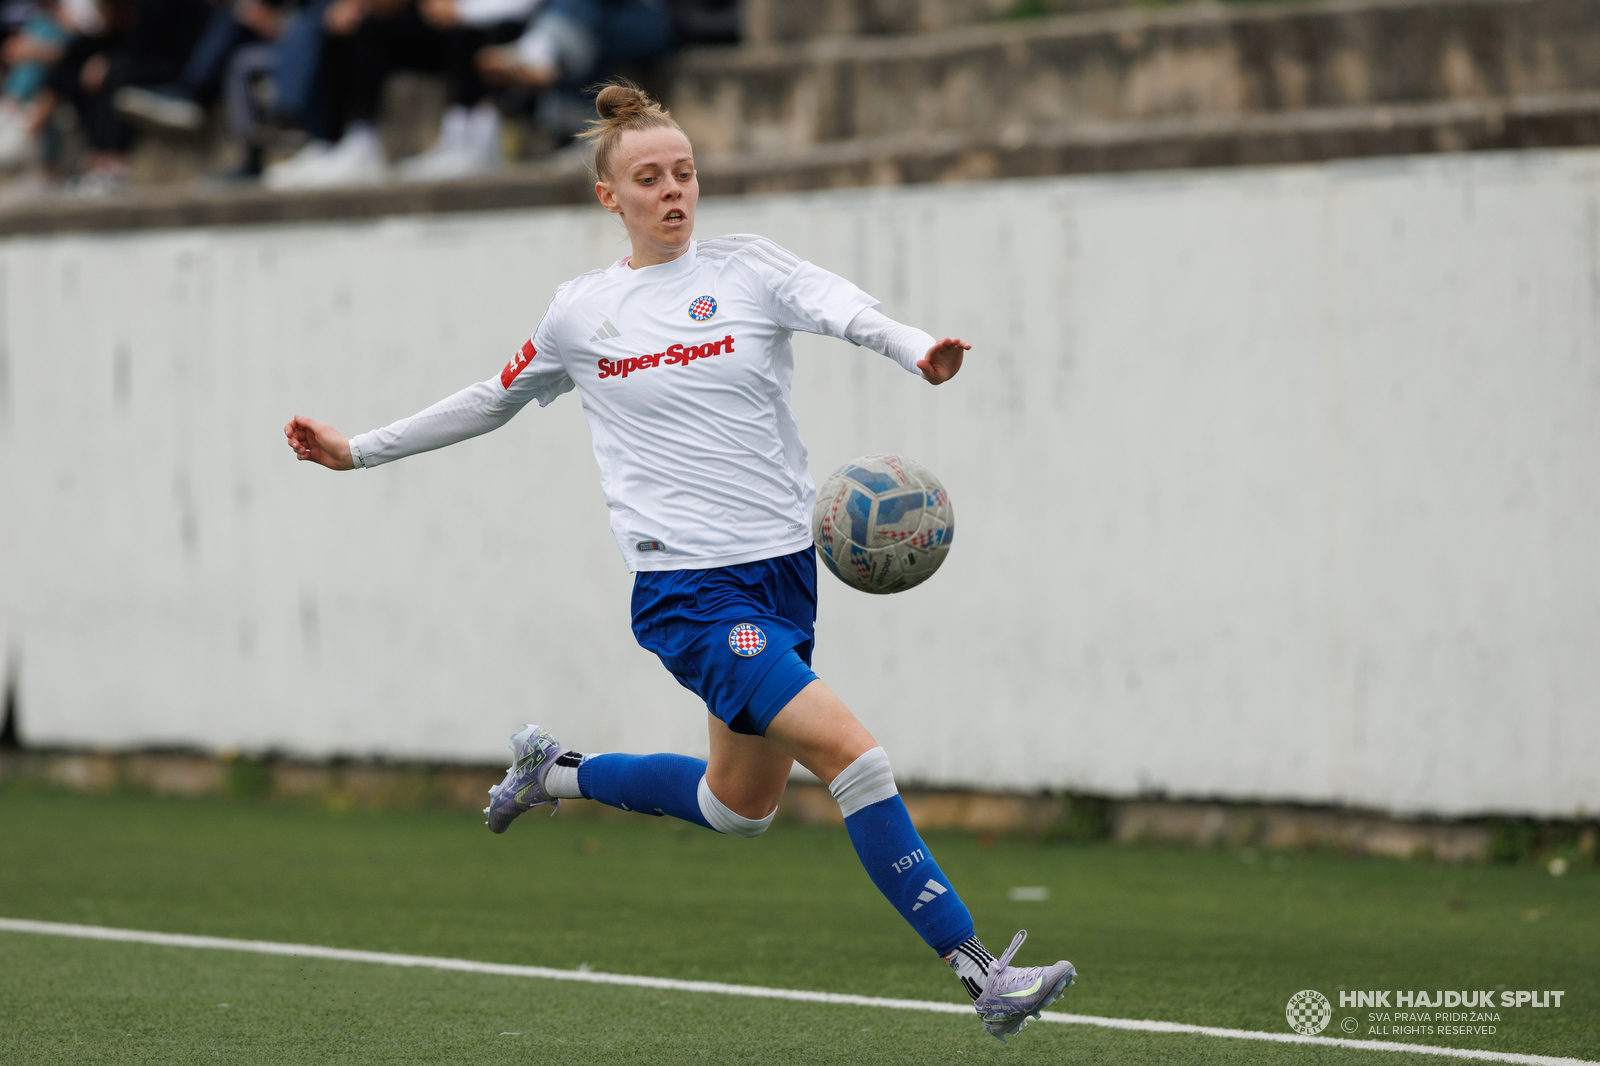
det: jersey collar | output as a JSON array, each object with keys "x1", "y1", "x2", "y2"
[{"x1": 616, "y1": 240, "x2": 698, "y2": 281}]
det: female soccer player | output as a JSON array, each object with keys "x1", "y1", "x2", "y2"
[{"x1": 284, "y1": 81, "x2": 1073, "y2": 1042}]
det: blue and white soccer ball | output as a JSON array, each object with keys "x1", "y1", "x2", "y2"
[{"x1": 812, "y1": 454, "x2": 954, "y2": 594}]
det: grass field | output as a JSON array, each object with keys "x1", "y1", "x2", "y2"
[{"x1": 1, "y1": 785, "x2": 1594, "y2": 1065}]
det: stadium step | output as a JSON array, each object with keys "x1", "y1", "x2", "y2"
[
  {"x1": 6, "y1": 88, "x2": 1595, "y2": 236},
  {"x1": 739, "y1": 0, "x2": 1123, "y2": 45},
  {"x1": 4, "y1": 0, "x2": 1600, "y2": 230},
  {"x1": 671, "y1": 0, "x2": 1600, "y2": 153}
]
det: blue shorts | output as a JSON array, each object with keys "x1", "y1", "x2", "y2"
[{"x1": 631, "y1": 548, "x2": 820, "y2": 736}]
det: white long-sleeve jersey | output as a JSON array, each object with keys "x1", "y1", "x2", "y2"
[{"x1": 348, "y1": 235, "x2": 934, "y2": 572}]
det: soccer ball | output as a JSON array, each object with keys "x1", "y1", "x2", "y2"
[{"x1": 812, "y1": 454, "x2": 954, "y2": 594}]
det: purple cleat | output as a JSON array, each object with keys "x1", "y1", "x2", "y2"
[
  {"x1": 974, "y1": 930, "x2": 1075, "y2": 1043},
  {"x1": 484, "y1": 724, "x2": 565, "y2": 834}
]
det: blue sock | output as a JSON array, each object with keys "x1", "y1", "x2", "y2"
[
  {"x1": 577, "y1": 753, "x2": 713, "y2": 831},
  {"x1": 844, "y1": 795, "x2": 974, "y2": 955}
]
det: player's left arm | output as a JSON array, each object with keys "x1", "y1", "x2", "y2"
[
  {"x1": 728, "y1": 243, "x2": 971, "y2": 386},
  {"x1": 915, "y1": 337, "x2": 968, "y2": 385}
]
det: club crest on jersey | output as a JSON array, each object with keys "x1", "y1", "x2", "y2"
[
  {"x1": 688, "y1": 295, "x2": 717, "y2": 322},
  {"x1": 728, "y1": 623, "x2": 766, "y2": 657}
]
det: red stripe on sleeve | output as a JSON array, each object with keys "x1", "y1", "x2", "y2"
[{"x1": 501, "y1": 339, "x2": 536, "y2": 388}]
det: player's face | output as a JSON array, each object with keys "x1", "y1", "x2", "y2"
[{"x1": 598, "y1": 127, "x2": 698, "y2": 266}]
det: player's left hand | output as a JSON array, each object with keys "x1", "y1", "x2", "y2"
[{"x1": 918, "y1": 338, "x2": 968, "y2": 385}]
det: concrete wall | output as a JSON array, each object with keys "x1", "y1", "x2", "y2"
[{"x1": 2, "y1": 147, "x2": 1597, "y2": 817}]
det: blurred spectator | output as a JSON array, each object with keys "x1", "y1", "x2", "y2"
[
  {"x1": 266, "y1": 0, "x2": 437, "y2": 187},
  {"x1": 395, "y1": 0, "x2": 539, "y2": 181},
  {"x1": 38, "y1": 0, "x2": 209, "y2": 189},
  {"x1": 268, "y1": 0, "x2": 539, "y2": 187},
  {"x1": 269, "y1": 0, "x2": 673, "y2": 188},
  {"x1": 0, "y1": 0, "x2": 693, "y2": 190},
  {"x1": 476, "y1": 0, "x2": 673, "y2": 144},
  {"x1": 0, "y1": 0, "x2": 71, "y2": 170},
  {"x1": 112, "y1": 1, "x2": 291, "y2": 132}
]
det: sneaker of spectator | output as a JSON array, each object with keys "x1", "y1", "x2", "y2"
[
  {"x1": 265, "y1": 122, "x2": 385, "y2": 188},
  {"x1": 391, "y1": 0, "x2": 533, "y2": 182},
  {"x1": 112, "y1": 0, "x2": 291, "y2": 138},
  {"x1": 111, "y1": 84, "x2": 204, "y2": 131},
  {"x1": 261, "y1": 137, "x2": 331, "y2": 188},
  {"x1": 396, "y1": 98, "x2": 498, "y2": 181}
]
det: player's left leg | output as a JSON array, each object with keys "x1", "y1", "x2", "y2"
[{"x1": 763, "y1": 681, "x2": 1075, "y2": 1041}]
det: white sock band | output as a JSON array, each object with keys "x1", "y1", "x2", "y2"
[
  {"x1": 543, "y1": 762, "x2": 583, "y2": 800},
  {"x1": 828, "y1": 746, "x2": 898, "y2": 818},
  {"x1": 696, "y1": 776, "x2": 776, "y2": 838}
]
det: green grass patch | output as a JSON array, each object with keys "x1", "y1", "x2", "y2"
[{"x1": 1, "y1": 787, "x2": 1595, "y2": 1064}]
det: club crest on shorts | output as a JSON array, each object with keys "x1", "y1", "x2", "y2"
[
  {"x1": 688, "y1": 295, "x2": 717, "y2": 322},
  {"x1": 728, "y1": 623, "x2": 766, "y2": 657}
]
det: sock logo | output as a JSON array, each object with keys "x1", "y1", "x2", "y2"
[
  {"x1": 911, "y1": 879, "x2": 947, "y2": 912},
  {"x1": 891, "y1": 849, "x2": 925, "y2": 875}
]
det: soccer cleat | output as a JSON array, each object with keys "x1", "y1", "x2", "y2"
[
  {"x1": 484, "y1": 724, "x2": 565, "y2": 833},
  {"x1": 973, "y1": 930, "x2": 1075, "y2": 1043}
]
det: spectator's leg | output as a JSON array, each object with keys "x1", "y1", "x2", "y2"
[
  {"x1": 182, "y1": 6, "x2": 255, "y2": 103},
  {"x1": 417, "y1": 21, "x2": 519, "y2": 170},
  {"x1": 223, "y1": 42, "x2": 279, "y2": 176},
  {"x1": 345, "y1": 6, "x2": 443, "y2": 130},
  {"x1": 91, "y1": 51, "x2": 141, "y2": 157},
  {"x1": 273, "y1": 0, "x2": 334, "y2": 141},
  {"x1": 448, "y1": 22, "x2": 522, "y2": 110},
  {"x1": 596, "y1": 0, "x2": 676, "y2": 69}
]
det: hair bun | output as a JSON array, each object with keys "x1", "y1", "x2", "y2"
[
  {"x1": 581, "y1": 78, "x2": 683, "y2": 180},
  {"x1": 595, "y1": 84, "x2": 649, "y2": 122}
]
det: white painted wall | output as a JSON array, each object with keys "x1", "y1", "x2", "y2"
[{"x1": 2, "y1": 148, "x2": 1597, "y2": 817}]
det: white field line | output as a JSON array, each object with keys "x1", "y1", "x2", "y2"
[{"x1": 1, "y1": 917, "x2": 1591, "y2": 1066}]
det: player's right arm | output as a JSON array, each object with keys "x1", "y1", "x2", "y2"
[
  {"x1": 284, "y1": 414, "x2": 357, "y2": 469},
  {"x1": 284, "y1": 297, "x2": 575, "y2": 471}
]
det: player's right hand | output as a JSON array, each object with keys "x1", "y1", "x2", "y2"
[{"x1": 284, "y1": 415, "x2": 355, "y2": 470}]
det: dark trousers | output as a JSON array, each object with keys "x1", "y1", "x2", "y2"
[
  {"x1": 47, "y1": 0, "x2": 209, "y2": 153},
  {"x1": 325, "y1": 8, "x2": 523, "y2": 132}
]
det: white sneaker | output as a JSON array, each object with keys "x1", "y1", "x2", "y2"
[
  {"x1": 113, "y1": 86, "x2": 205, "y2": 132},
  {"x1": 397, "y1": 105, "x2": 499, "y2": 183},
  {"x1": 269, "y1": 126, "x2": 387, "y2": 189},
  {"x1": 0, "y1": 102, "x2": 34, "y2": 170},
  {"x1": 396, "y1": 142, "x2": 500, "y2": 182},
  {"x1": 262, "y1": 139, "x2": 331, "y2": 189}
]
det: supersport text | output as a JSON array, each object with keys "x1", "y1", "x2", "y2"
[{"x1": 599, "y1": 335, "x2": 737, "y2": 380}]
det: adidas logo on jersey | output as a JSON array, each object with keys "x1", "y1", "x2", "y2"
[
  {"x1": 598, "y1": 335, "x2": 736, "y2": 380},
  {"x1": 590, "y1": 318, "x2": 621, "y2": 343}
]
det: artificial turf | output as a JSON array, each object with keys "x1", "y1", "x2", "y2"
[{"x1": 1, "y1": 786, "x2": 1594, "y2": 1065}]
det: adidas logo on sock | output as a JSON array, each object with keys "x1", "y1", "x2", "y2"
[
  {"x1": 589, "y1": 317, "x2": 621, "y2": 343},
  {"x1": 911, "y1": 879, "x2": 947, "y2": 911}
]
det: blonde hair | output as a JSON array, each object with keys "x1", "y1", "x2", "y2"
[{"x1": 580, "y1": 80, "x2": 683, "y2": 182}]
